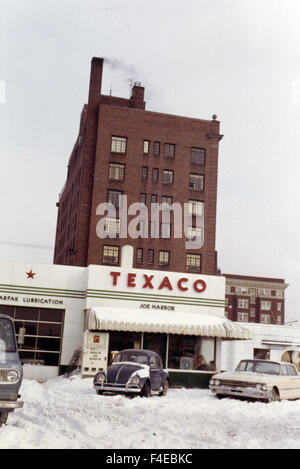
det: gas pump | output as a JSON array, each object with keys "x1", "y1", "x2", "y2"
[{"x1": 81, "y1": 331, "x2": 109, "y2": 378}]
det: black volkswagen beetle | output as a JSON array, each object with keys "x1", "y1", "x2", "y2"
[{"x1": 93, "y1": 349, "x2": 170, "y2": 397}]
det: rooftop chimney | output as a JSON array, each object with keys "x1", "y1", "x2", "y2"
[
  {"x1": 88, "y1": 57, "x2": 104, "y2": 105},
  {"x1": 130, "y1": 82, "x2": 145, "y2": 109}
]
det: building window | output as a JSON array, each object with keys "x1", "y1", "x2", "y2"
[
  {"x1": 191, "y1": 147, "x2": 206, "y2": 165},
  {"x1": 151, "y1": 194, "x2": 157, "y2": 204},
  {"x1": 189, "y1": 174, "x2": 204, "y2": 191},
  {"x1": 109, "y1": 163, "x2": 125, "y2": 181},
  {"x1": 186, "y1": 254, "x2": 201, "y2": 272},
  {"x1": 162, "y1": 195, "x2": 173, "y2": 208},
  {"x1": 168, "y1": 335, "x2": 216, "y2": 370},
  {"x1": 158, "y1": 250, "x2": 170, "y2": 266},
  {"x1": 261, "y1": 301, "x2": 272, "y2": 311},
  {"x1": 152, "y1": 168, "x2": 159, "y2": 182},
  {"x1": 104, "y1": 218, "x2": 120, "y2": 237},
  {"x1": 250, "y1": 308, "x2": 256, "y2": 317},
  {"x1": 136, "y1": 248, "x2": 143, "y2": 264},
  {"x1": 161, "y1": 223, "x2": 171, "y2": 238},
  {"x1": 277, "y1": 290, "x2": 283, "y2": 298},
  {"x1": 150, "y1": 221, "x2": 158, "y2": 238},
  {"x1": 140, "y1": 193, "x2": 147, "y2": 205},
  {"x1": 142, "y1": 166, "x2": 148, "y2": 181},
  {"x1": 147, "y1": 249, "x2": 154, "y2": 264},
  {"x1": 2, "y1": 305, "x2": 64, "y2": 366},
  {"x1": 163, "y1": 170, "x2": 174, "y2": 184},
  {"x1": 107, "y1": 190, "x2": 123, "y2": 208},
  {"x1": 102, "y1": 245, "x2": 120, "y2": 265},
  {"x1": 236, "y1": 286, "x2": 248, "y2": 294},
  {"x1": 143, "y1": 140, "x2": 150, "y2": 155},
  {"x1": 188, "y1": 200, "x2": 204, "y2": 216},
  {"x1": 238, "y1": 299, "x2": 249, "y2": 308},
  {"x1": 186, "y1": 226, "x2": 202, "y2": 242},
  {"x1": 277, "y1": 316, "x2": 282, "y2": 324},
  {"x1": 164, "y1": 143, "x2": 175, "y2": 159},
  {"x1": 238, "y1": 312, "x2": 249, "y2": 322},
  {"x1": 154, "y1": 141, "x2": 160, "y2": 156},
  {"x1": 111, "y1": 136, "x2": 127, "y2": 154},
  {"x1": 259, "y1": 289, "x2": 271, "y2": 296},
  {"x1": 277, "y1": 302, "x2": 282, "y2": 312},
  {"x1": 261, "y1": 314, "x2": 271, "y2": 324}
]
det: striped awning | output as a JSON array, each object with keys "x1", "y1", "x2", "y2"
[{"x1": 85, "y1": 307, "x2": 252, "y2": 340}]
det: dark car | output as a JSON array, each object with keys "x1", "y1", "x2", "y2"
[
  {"x1": 0, "y1": 314, "x2": 24, "y2": 426},
  {"x1": 93, "y1": 349, "x2": 170, "y2": 397}
]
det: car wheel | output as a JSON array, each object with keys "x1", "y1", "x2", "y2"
[
  {"x1": 0, "y1": 411, "x2": 8, "y2": 427},
  {"x1": 269, "y1": 388, "x2": 280, "y2": 402},
  {"x1": 216, "y1": 394, "x2": 225, "y2": 399},
  {"x1": 141, "y1": 381, "x2": 151, "y2": 398},
  {"x1": 159, "y1": 379, "x2": 169, "y2": 396},
  {"x1": 97, "y1": 390, "x2": 104, "y2": 395}
]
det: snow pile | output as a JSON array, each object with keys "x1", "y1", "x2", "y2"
[{"x1": 0, "y1": 376, "x2": 300, "y2": 449}]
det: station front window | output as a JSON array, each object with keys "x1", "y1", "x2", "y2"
[
  {"x1": 168, "y1": 335, "x2": 216, "y2": 371},
  {"x1": 0, "y1": 305, "x2": 64, "y2": 366}
]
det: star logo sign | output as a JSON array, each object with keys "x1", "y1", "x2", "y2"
[{"x1": 26, "y1": 270, "x2": 36, "y2": 279}]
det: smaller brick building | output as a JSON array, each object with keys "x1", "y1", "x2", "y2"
[{"x1": 223, "y1": 274, "x2": 288, "y2": 325}]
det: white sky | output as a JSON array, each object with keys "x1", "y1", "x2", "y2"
[{"x1": 0, "y1": 0, "x2": 299, "y2": 322}]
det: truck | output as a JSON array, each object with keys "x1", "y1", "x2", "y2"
[{"x1": 0, "y1": 313, "x2": 24, "y2": 426}]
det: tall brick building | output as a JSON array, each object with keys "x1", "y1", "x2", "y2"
[
  {"x1": 54, "y1": 57, "x2": 223, "y2": 274},
  {"x1": 223, "y1": 274, "x2": 288, "y2": 325}
]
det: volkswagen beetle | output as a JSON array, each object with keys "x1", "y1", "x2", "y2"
[
  {"x1": 0, "y1": 314, "x2": 24, "y2": 426},
  {"x1": 93, "y1": 349, "x2": 170, "y2": 397}
]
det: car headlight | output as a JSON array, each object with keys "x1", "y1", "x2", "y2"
[
  {"x1": 7, "y1": 370, "x2": 19, "y2": 383},
  {"x1": 129, "y1": 375, "x2": 140, "y2": 385},
  {"x1": 214, "y1": 379, "x2": 221, "y2": 386},
  {"x1": 96, "y1": 373, "x2": 105, "y2": 384},
  {"x1": 210, "y1": 379, "x2": 215, "y2": 386},
  {"x1": 256, "y1": 383, "x2": 262, "y2": 390},
  {"x1": 262, "y1": 384, "x2": 268, "y2": 391}
]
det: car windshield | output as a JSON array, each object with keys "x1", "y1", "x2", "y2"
[
  {"x1": 235, "y1": 360, "x2": 280, "y2": 375},
  {"x1": 0, "y1": 318, "x2": 16, "y2": 353},
  {"x1": 113, "y1": 351, "x2": 149, "y2": 365}
]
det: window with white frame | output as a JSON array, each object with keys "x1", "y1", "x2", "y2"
[
  {"x1": 259, "y1": 289, "x2": 271, "y2": 296},
  {"x1": 158, "y1": 250, "x2": 170, "y2": 266},
  {"x1": 186, "y1": 226, "x2": 202, "y2": 242},
  {"x1": 189, "y1": 174, "x2": 204, "y2": 191},
  {"x1": 277, "y1": 316, "x2": 282, "y2": 324},
  {"x1": 104, "y1": 218, "x2": 120, "y2": 236},
  {"x1": 111, "y1": 136, "x2": 127, "y2": 154},
  {"x1": 143, "y1": 140, "x2": 150, "y2": 154},
  {"x1": 109, "y1": 163, "x2": 125, "y2": 181},
  {"x1": 277, "y1": 290, "x2": 283, "y2": 298},
  {"x1": 161, "y1": 223, "x2": 171, "y2": 239},
  {"x1": 261, "y1": 314, "x2": 271, "y2": 324},
  {"x1": 261, "y1": 301, "x2": 272, "y2": 311},
  {"x1": 188, "y1": 200, "x2": 204, "y2": 216},
  {"x1": 277, "y1": 302, "x2": 282, "y2": 312},
  {"x1": 238, "y1": 312, "x2": 249, "y2": 322},
  {"x1": 238, "y1": 299, "x2": 249, "y2": 308},
  {"x1": 250, "y1": 308, "x2": 256, "y2": 317}
]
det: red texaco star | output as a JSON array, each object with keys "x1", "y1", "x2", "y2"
[{"x1": 26, "y1": 270, "x2": 36, "y2": 279}]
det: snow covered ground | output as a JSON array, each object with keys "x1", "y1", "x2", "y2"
[{"x1": 1, "y1": 375, "x2": 300, "y2": 449}]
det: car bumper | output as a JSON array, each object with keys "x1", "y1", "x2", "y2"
[
  {"x1": 94, "y1": 383, "x2": 141, "y2": 394},
  {"x1": 0, "y1": 400, "x2": 24, "y2": 410},
  {"x1": 209, "y1": 384, "x2": 272, "y2": 400}
]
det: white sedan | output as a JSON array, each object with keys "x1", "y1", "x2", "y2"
[{"x1": 209, "y1": 359, "x2": 300, "y2": 402}]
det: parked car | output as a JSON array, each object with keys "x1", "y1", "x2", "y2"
[
  {"x1": 0, "y1": 314, "x2": 24, "y2": 426},
  {"x1": 93, "y1": 349, "x2": 170, "y2": 397},
  {"x1": 209, "y1": 359, "x2": 300, "y2": 402}
]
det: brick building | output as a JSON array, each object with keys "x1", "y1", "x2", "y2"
[
  {"x1": 223, "y1": 274, "x2": 288, "y2": 325},
  {"x1": 54, "y1": 57, "x2": 223, "y2": 274}
]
